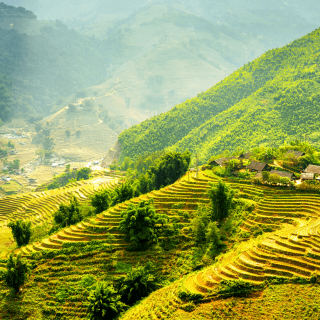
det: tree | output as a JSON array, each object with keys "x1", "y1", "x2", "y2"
[
  {"x1": 262, "y1": 171, "x2": 270, "y2": 181},
  {"x1": 112, "y1": 181, "x2": 135, "y2": 205},
  {"x1": 8, "y1": 220, "x2": 32, "y2": 247},
  {"x1": 42, "y1": 136, "x2": 55, "y2": 153},
  {"x1": 65, "y1": 129, "x2": 71, "y2": 138},
  {"x1": 119, "y1": 200, "x2": 167, "y2": 249},
  {"x1": 205, "y1": 221, "x2": 222, "y2": 253},
  {"x1": 149, "y1": 150, "x2": 191, "y2": 189},
  {"x1": 87, "y1": 282, "x2": 126, "y2": 320},
  {"x1": 208, "y1": 180, "x2": 234, "y2": 222},
  {"x1": 191, "y1": 205, "x2": 211, "y2": 244},
  {"x1": 5, "y1": 254, "x2": 30, "y2": 293},
  {"x1": 52, "y1": 196, "x2": 83, "y2": 228},
  {"x1": 119, "y1": 262, "x2": 158, "y2": 304},
  {"x1": 68, "y1": 103, "x2": 77, "y2": 113},
  {"x1": 76, "y1": 167, "x2": 91, "y2": 180},
  {"x1": 91, "y1": 188, "x2": 114, "y2": 214}
]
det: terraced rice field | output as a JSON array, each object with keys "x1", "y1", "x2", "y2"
[
  {"x1": 0, "y1": 176, "x2": 119, "y2": 230},
  {"x1": 16, "y1": 170, "x2": 267, "y2": 255},
  {"x1": 3, "y1": 169, "x2": 320, "y2": 319}
]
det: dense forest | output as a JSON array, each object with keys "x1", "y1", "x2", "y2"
[
  {"x1": 0, "y1": 2, "x2": 107, "y2": 121},
  {"x1": 118, "y1": 27, "x2": 320, "y2": 164}
]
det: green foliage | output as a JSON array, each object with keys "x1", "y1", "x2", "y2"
[
  {"x1": 52, "y1": 196, "x2": 92, "y2": 229},
  {"x1": 119, "y1": 200, "x2": 168, "y2": 250},
  {"x1": 149, "y1": 150, "x2": 191, "y2": 189},
  {"x1": 205, "y1": 221, "x2": 222, "y2": 253},
  {"x1": 76, "y1": 167, "x2": 91, "y2": 180},
  {"x1": 45, "y1": 167, "x2": 91, "y2": 190},
  {"x1": 218, "y1": 279, "x2": 260, "y2": 297},
  {"x1": 119, "y1": 262, "x2": 159, "y2": 304},
  {"x1": 87, "y1": 281, "x2": 126, "y2": 320},
  {"x1": 8, "y1": 220, "x2": 32, "y2": 247},
  {"x1": 91, "y1": 188, "x2": 114, "y2": 214},
  {"x1": 191, "y1": 205, "x2": 211, "y2": 244},
  {"x1": 113, "y1": 181, "x2": 136, "y2": 205},
  {"x1": 208, "y1": 180, "x2": 235, "y2": 222},
  {"x1": 118, "y1": 28, "x2": 320, "y2": 164},
  {"x1": 5, "y1": 254, "x2": 30, "y2": 293}
]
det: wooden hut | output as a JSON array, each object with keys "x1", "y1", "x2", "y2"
[
  {"x1": 305, "y1": 164, "x2": 320, "y2": 175},
  {"x1": 208, "y1": 156, "x2": 237, "y2": 167},
  {"x1": 269, "y1": 169, "x2": 295, "y2": 180},
  {"x1": 247, "y1": 161, "x2": 271, "y2": 172},
  {"x1": 301, "y1": 173, "x2": 314, "y2": 181}
]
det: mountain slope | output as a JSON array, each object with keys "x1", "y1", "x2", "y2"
[
  {"x1": 0, "y1": 3, "x2": 107, "y2": 120},
  {"x1": 117, "y1": 27, "x2": 320, "y2": 163}
]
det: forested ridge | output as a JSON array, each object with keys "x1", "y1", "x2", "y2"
[
  {"x1": 118, "y1": 27, "x2": 320, "y2": 163},
  {"x1": 0, "y1": 2, "x2": 106, "y2": 121}
]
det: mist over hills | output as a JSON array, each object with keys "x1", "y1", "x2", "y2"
[{"x1": 0, "y1": 2, "x2": 107, "y2": 122}]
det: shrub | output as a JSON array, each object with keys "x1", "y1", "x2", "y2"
[
  {"x1": 208, "y1": 180, "x2": 235, "y2": 222},
  {"x1": 119, "y1": 262, "x2": 158, "y2": 304},
  {"x1": 5, "y1": 254, "x2": 30, "y2": 293},
  {"x1": 87, "y1": 281, "x2": 126, "y2": 320},
  {"x1": 8, "y1": 220, "x2": 32, "y2": 247},
  {"x1": 119, "y1": 200, "x2": 168, "y2": 250}
]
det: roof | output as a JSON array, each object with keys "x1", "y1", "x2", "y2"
[
  {"x1": 285, "y1": 150, "x2": 305, "y2": 158},
  {"x1": 305, "y1": 164, "x2": 320, "y2": 174},
  {"x1": 301, "y1": 172, "x2": 314, "y2": 180},
  {"x1": 238, "y1": 152, "x2": 252, "y2": 159},
  {"x1": 270, "y1": 169, "x2": 294, "y2": 179},
  {"x1": 247, "y1": 161, "x2": 269, "y2": 171},
  {"x1": 209, "y1": 156, "x2": 237, "y2": 166}
]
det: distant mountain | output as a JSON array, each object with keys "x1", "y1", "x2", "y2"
[
  {"x1": 117, "y1": 27, "x2": 320, "y2": 164},
  {"x1": 0, "y1": 2, "x2": 106, "y2": 122}
]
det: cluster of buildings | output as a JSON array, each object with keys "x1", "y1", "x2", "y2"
[{"x1": 208, "y1": 150, "x2": 320, "y2": 182}]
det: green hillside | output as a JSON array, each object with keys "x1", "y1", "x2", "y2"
[{"x1": 117, "y1": 28, "x2": 320, "y2": 164}]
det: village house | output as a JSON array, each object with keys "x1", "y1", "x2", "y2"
[
  {"x1": 247, "y1": 161, "x2": 271, "y2": 172},
  {"x1": 301, "y1": 172, "x2": 315, "y2": 181},
  {"x1": 304, "y1": 164, "x2": 320, "y2": 175},
  {"x1": 208, "y1": 156, "x2": 238, "y2": 167},
  {"x1": 238, "y1": 152, "x2": 252, "y2": 160},
  {"x1": 269, "y1": 169, "x2": 296, "y2": 180}
]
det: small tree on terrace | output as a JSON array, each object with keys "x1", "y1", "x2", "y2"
[
  {"x1": 91, "y1": 188, "x2": 114, "y2": 214},
  {"x1": 119, "y1": 262, "x2": 158, "y2": 304},
  {"x1": 208, "y1": 180, "x2": 234, "y2": 222},
  {"x1": 119, "y1": 200, "x2": 167, "y2": 250},
  {"x1": 87, "y1": 281, "x2": 126, "y2": 320},
  {"x1": 5, "y1": 254, "x2": 30, "y2": 293},
  {"x1": 8, "y1": 220, "x2": 32, "y2": 247}
]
